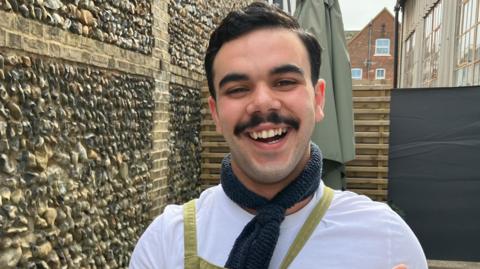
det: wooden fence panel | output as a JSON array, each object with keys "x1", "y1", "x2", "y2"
[
  {"x1": 200, "y1": 86, "x2": 228, "y2": 189},
  {"x1": 346, "y1": 84, "x2": 391, "y2": 201}
]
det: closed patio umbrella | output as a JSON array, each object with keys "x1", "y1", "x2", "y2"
[{"x1": 294, "y1": 0, "x2": 355, "y2": 189}]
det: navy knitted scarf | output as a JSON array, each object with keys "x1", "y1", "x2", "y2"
[{"x1": 221, "y1": 143, "x2": 322, "y2": 269}]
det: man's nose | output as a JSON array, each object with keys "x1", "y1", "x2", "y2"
[{"x1": 245, "y1": 84, "x2": 281, "y2": 114}]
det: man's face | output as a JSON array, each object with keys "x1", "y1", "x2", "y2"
[{"x1": 209, "y1": 28, "x2": 325, "y2": 189}]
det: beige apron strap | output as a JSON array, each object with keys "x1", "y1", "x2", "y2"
[
  {"x1": 279, "y1": 187, "x2": 335, "y2": 269},
  {"x1": 184, "y1": 200, "x2": 226, "y2": 269},
  {"x1": 184, "y1": 199, "x2": 199, "y2": 268}
]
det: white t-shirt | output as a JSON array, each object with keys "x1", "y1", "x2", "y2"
[{"x1": 130, "y1": 182, "x2": 428, "y2": 269}]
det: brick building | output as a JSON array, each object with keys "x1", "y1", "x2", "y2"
[{"x1": 347, "y1": 8, "x2": 395, "y2": 85}]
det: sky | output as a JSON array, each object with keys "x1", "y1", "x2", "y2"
[{"x1": 339, "y1": 0, "x2": 397, "y2": 30}]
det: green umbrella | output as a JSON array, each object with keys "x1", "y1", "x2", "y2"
[{"x1": 294, "y1": 0, "x2": 355, "y2": 189}]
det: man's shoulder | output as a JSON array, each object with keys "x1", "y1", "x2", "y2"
[
  {"x1": 152, "y1": 184, "x2": 224, "y2": 227},
  {"x1": 331, "y1": 189, "x2": 391, "y2": 210},
  {"x1": 129, "y1": 185, "x2": 223, "y2": 268},
  {"x1": 299, "y1": 189, "x2": 427, "y2": 268},
  {"x1": 329, "y1": 190, "x2": 404, "y2": 226}
]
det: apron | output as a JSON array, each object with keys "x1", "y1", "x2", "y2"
[{"x1": 183, "y1": 187, "x2": 334, "y2": 269}]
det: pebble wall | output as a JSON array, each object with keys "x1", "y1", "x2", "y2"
[
  {"x1": 167, "y1": 83, "x2": 201, "y2": 204},
  {"x1": 168, "y1": 0, "x2": 256, "y2": 74},
  {"x1": 0, "y1": 0, "x2": 154, "y2": 54},
  {"x1": 0, "y1": 51, "x2": 154, "y2": 268}
]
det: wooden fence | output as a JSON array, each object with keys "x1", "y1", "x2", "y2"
[
  {"x1": 200, "y1": 83, "x2": 392, "y2": 202},
  {"x1": 346, "y1": 83, "x2": 391, "y2": 201},
  {"x1": 200, "y1": 85, "x2": 227, "y2": 189}
]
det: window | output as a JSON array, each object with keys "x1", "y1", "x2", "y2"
[
  {"x1": 272, "y1": 0, "x2": 283, "y2": 9},
  {"x1": 376, "y1": 68, "x2": 386, "y2": 80},
  {"x1": 422, "y1": 0, "x2": 443, "y2": 87},
  {"x1": 455, "y1": 0, "x2": 480, "y2": 86},
  {"x1": 403, "y1": 32, "x2": 416, "y2": 87},
  {"x1": 375, "y1": 39, "x2": 390, "y2": 55},
  {"x1": 267, "y1": 0, "x2": 296, "y2": 14},
  {"x1": 351, "y1": 68, "x2": 362, "y2": 80}
]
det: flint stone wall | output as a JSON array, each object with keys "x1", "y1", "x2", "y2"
[
  {"x1": 0, "y1": 51, "x2": 153, "y2": 268},
  {"x1": 168, "y1": 0, "x2": 256, "y2": 74},
  {"x1": 0, "y1": 0, "x2": 169, "y2": 266},
  {"x1": 167, "y1": 83, "x2": 201, "y2": 203},
  {"x1": 0, "y1": 0, "x2": 154, "y2": 54}
]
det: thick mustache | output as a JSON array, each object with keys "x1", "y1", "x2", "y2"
[{"x1": 234, "y1": 112, "x2": 300, "y2": 136}]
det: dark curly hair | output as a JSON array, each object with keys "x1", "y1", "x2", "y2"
[{"x1": 204, "y1": 2, "x2": 322, "y2": 99}]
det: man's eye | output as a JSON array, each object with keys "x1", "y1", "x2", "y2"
[
  {"x1": 226, "y1": 87, "x2": 249, "y2": 96},
  {"x1": 275, "y1": 80, "x2": 297, "y2": 87}
]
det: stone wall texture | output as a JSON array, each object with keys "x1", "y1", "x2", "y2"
[
  {"x1": 167, "y1": 83, "x2": 201, "y2": 204},
  {"x1": 0, "y1": 0, "x2": 154, "y2": 54},
  {"x1": 0, "y1": 0, "x2": 170, "y2": 265},
  {"x1": 168, "y1": 0, "x2": 255, "y2": 74},
  {"x1": 0, "y1": 51, "x2": 153, "y2": 268}
]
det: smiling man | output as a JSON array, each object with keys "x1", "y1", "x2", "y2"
[
  {"x1": 209, "y1": 27, "x2": 324, "y2": 199},
  {"x1": 129, "y1": 2, "x2": 428, "y2": 269}
]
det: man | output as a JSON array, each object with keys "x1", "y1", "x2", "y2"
[{"x1": 130, "y1": 2, "x2": 427, "y2": 269}]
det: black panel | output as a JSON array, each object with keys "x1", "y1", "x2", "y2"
[{"x1": 388, "y1": 86, "x2": 480, "y2": 261}]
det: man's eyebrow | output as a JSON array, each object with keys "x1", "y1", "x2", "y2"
[
  {"x1": 270, "y1": 64, "x2": 304, "y2": 76},
  {"x1": 218, "y1": 73, "x2": 249, "y2": 89}
]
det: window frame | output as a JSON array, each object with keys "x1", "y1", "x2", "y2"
[
  {"x1": 375, "y1": 68, "x2": 386, "y2": 80},
  {"x1": 267, "y1": 0, "x2": 296, "y2": 14},
  {"x1": 422, "y1": 0, "x2": 443, "y2": 87},
  {"x1": 375, "y1": 38, "x2": 391, "y2": 56},
  {"x1": 455, "y1": 0, "x2": 480, "y2": 86},
  {"x1": 403, "y1": 32, "x2": 416, "y2": 87},
  {"x1": 351, "y1": 68, "x2": 363, "y2": 80}
]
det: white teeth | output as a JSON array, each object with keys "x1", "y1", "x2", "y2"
[{"x1": 249, "y1": 128, "x2": 288, "y2": 140}]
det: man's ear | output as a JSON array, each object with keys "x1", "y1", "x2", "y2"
[
  {"x1": 314, "y1": 79, "x2": 326, "y2": 122},
  {"x1": 208, "y1": 96, "x2": 223, "y2": 134}
]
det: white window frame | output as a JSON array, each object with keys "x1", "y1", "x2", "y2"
[
  {"x1": 455, "y1": 0, "x2": 478, "y2": 86},
  {"x1": 375, "y1": 38, "x2": 391, "y2": 56},
  {"x1": 267, "y1": 0, "x2": 296, "y2": 14},
  {"x1": 375, "y1": 68, "x2": 386, "y2": 80},
  {"x1": 403, "y1": 31, "x2": 416, "y2": 87},
  {"x1": 423, "y1": 0, "x2": 443, "y2": 87},
  {"x1": 351, "y1": 68, "x2": 363, "y2": 80}
]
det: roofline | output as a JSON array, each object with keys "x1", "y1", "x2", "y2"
[{"x1": 347, "y1": 8, "x2": 395, "y2": 45}]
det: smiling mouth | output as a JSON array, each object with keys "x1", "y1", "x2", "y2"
[{"x1": 248, "y1": 127, "x2": 288, "y2": 144}]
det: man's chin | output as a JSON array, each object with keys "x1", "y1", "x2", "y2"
[{"x1": 245, "y1": 164, "x2": 295, "y2": 185}]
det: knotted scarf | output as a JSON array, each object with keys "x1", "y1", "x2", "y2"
[{"x1": 221, "y1": 143, "x2": 322, "y2": 269}]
